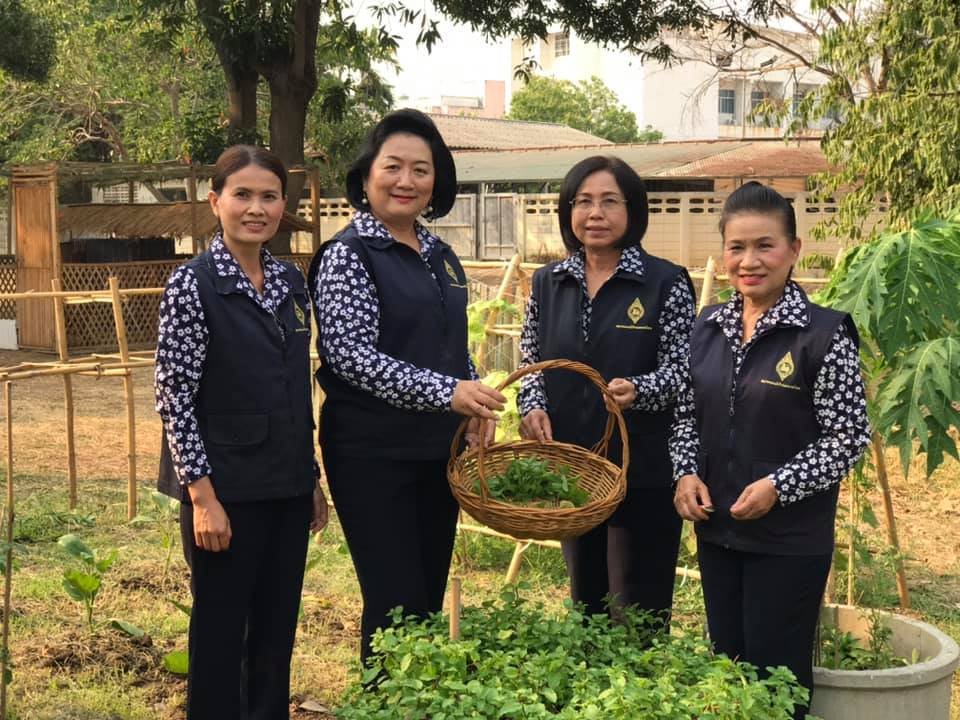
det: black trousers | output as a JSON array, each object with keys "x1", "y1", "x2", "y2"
[
  {"x1": 561, "y1": 485, "x2": 682, "y2": 627},
  {"x1": 180, "y1": 494, "x2": 313, "y2": 720},
  {"x1": 324, "y1": 453, "x2": 459, "y2": 664},
  {"x1": 697, "y1": 540, "x2": 831, "y2": 720}
]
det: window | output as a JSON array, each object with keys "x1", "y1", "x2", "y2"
[
  {"x1": 750, "y1": 90, "x2": 768, "y2": 112},
  {"x1": 553, "y1": 31, "x2": 570, "y2": 57},
  {"x1": 792, "y1": 90, "x2": 808, "y2": 117},
  {"x1": 718, "y1": 89, "x2": 736, "y2": 116}
]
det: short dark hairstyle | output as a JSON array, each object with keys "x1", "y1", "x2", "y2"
[
  {"x1": 719, "y1": 181, "x2": 797, "y2": 242},
  {"x1": 557, "y1": 156, "x2": 649, "y2": 254},
  {"x1": 345, "y1": 109, "x2": 457, "y2": 220},
  {"x1": 211, "y1": 145, "x2": 287, "y2": 197}
]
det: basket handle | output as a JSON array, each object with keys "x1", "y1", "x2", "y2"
[{"x1": 449, "y1": 359, "x2": 630, "y2": 503}]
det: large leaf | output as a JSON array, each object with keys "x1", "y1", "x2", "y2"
[
  {"x1": 875, "y1": 336, "x2": 960, "y2": 477},
  {"x1": 820, "y1": 214, "x2": 960, "y2": 361},
  {"x1": 57, "y1": 534, "x2": 94, "y2": 566},
  {"x1": 62, "y1": 570, "x2": 100, "y2": 601},
  {"x1": 163, "y1": 650, "x2": 189, "y2": 675}
]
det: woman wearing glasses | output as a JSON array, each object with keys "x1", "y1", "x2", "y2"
[{"x1": 518, "y1": 156, "x2": 695, "y2": 628}]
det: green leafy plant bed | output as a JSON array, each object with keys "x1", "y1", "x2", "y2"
[
  {"x1": 475, "y1": 458, "x2": 589, "y2": 508},
  {"x1": 336, "y1": 587, "x2": 808, "y2": 719}
]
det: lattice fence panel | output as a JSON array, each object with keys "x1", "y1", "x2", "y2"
[
  {"x1": 62, "y1": 261, "x2": 180, "y2": 351},
  {"x1": 0, "y1": 256, "x2": 15, "y2": 320}
]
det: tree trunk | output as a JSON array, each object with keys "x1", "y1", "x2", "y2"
[{"x1": 261, "y1": 0, "x2": 322, "y2": 254}]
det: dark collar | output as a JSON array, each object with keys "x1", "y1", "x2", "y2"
[
  {"x1": 351, "y1": 211, "x2": 443, "y2": 256},
  {"x1": 706, "y1": 280, "x2": 811, "y2": 345},
  {"x1": 552, "y1": 245, "x2": 647, "y2": 285},
  {"x1": 208, "y1": 233, "x2": 288, "y2": 297}
]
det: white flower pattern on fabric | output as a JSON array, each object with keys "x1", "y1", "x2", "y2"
[
  {"x1": 154, "y1": 233, "x2": 310, "y2": 485},
  {"x1": 668, "y1": 281, "x2": 870, "y2": 505},
  {"x1": 517, "y1": 246, "x2": 696, "y2": 416},
  {"x1": 313, "y1": 211, "x2": 477, "y2": 413}
]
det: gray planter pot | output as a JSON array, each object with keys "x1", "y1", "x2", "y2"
[{"x1": 811, "y1": 604, "x2": 960, "y2": 720}]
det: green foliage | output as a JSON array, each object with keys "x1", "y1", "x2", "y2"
[
  {"x1": 508, "y1": 76, "x2": 656, "y2": 144},
  {"x1": 789, "y1": 0, "x2": 960, "y2": 241},
  {"x1": 131, "y1": 490, "x2": 181, "y2": 581},
  {"x1": 818, "y1": 213, "x2": 960, "y2": 477},
  {"x1": 818, "y1": 610, "x2": 915, "y2": 671},
  {"x1": 57, "y1": 533, "x2": 117, "y2": 631},
  {"x1": 181, "y1": 106, "x2": 263, "y2": 165},
  {"x1": 0, "y1": 0, "x2": 224, "y2": 163},
  {"x1": 336, "y1": 586, "x2": 808, "y2": 719},
  {"x1": 13, "y1": 508, "x2": 94, "y2": 544},
  {"x1": 163, "y1": 650, "x2": 189, "y2": 675},
  {"x1": 0, "y1": 0, "x2": 55, "y2": 82},
  {"x1": 479, "y1": 458, "x2": 589, "y2": 508}
]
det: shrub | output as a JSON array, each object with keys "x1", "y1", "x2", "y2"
[{"x1": 336, "y1": 586, "x2": 807, "y2": 719}]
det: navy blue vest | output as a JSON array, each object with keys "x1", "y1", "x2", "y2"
[
  {"x1": 157, "y1": 251, "x2": 316, "y2": 503},
  {"x1": 534, "y1": 251, "x2": 693, "y2": 488},
  {"x1": 308, "y1": 225, "x2": 470, "y2": 460},
  {"x1": 691, "y1": 297, "x2": 857, "y2": 555}
]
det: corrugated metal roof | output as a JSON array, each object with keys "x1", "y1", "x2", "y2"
[
  {"x1": 451, "y1": 140, "x2": 825, "y2": 183},
  {"x1": 59, "y1": 202, "x2": 312, "y2": 239},
  {"x1": 428, "y1": 113, "x2": 612, "y2": 150}
]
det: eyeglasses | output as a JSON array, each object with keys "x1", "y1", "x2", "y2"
[{"x1": 570, "y1": 196, "x2": 627, "y2": 213}]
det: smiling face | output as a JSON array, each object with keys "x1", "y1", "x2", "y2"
[
  {"x1": 363, "y1": 132, "x2": 435, "y2": 230},
  {"x1": 722, "y1": 211, "x2": 802, "y2": 308},
  {"x1": 570, "y1": 170, "x2": 629, "y2": 252},
  {"x1": 208, "y1": 163, "x2": 285, "y2": 251}
]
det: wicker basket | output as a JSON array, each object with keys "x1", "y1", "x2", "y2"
[{"x1": 447, "y1": 359, "x2": 628, "y2": 541}]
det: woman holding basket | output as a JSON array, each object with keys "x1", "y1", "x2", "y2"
[
  {"x1": 518, "y1": 156, "x2": 695, "y2": 627},
  {"x1": 309, "y1": 109, "x2": 505, "y2": 665}
]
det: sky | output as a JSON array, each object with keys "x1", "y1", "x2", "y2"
[{"x1": 358, "y1": 11, "x2": 511, "y2": 104}]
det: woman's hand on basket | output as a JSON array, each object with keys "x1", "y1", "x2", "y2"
[
  {"x1": 674, "y1": 474, "x2": 713, "y2": 522},
  {"x1": 465, "y1": 416, "x2": 497, "y2": 448},
  {"x1": 452, "y1": 380, "x2": 506, "y2": 419},
  {"x1": 607, "y1": 378, "x2": 637, "y2": 410},
  {"x1": 520, "y1": 409, "x2": 553, "y2": 443}
]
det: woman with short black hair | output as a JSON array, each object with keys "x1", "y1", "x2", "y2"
[
  {"x1": 518, "y1": 155, "x2": 695, "y2": 628},
  {"x1": 309, "y1": 108, "x2": 505, "y2": 665},
  {"x1": 671, "y1": 182, "x2": 870, "y2": 719}
]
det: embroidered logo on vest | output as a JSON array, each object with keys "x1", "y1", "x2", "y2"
[
  {"x1": 776, "y1": 351, "x2": 795, "y2": 382},
  {"x1": 293, "y1": 299, "x2": 310, "y2": 333},
  {"x1": 616, "y1": 297, "x2": 652, "y2": 331},
  {"x1": 761, "y1": 350, "x2": 800, "y2": 390},
  {"x1": 445, "y1": 259, "x2": 467, "y2": 289}
]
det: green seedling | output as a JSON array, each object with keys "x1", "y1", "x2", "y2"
[{"x1": 57, "y1": 534, "x2": 117, "y2": 631}]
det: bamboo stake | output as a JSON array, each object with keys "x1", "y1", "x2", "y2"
[
  {"x1": 108, "y1": 277, "x2": 137, "y2": 521},
  {"x1": 698, "y1": 256, "x2": 717, "y2": 313},
  {"x1": 1, "y1": 382, "x2": 14, "y2": 720},
  {"x1": 505, "y1": 541, "x2": 532, "y2": 584},
  {"x1": 188, "y1": 165, "x2": 199, "y2": 255},
  {"x1": 847, "y1": 468, "x2": 858, "y2": 606},
  {"x1": 51, "y1": 279, "x2": 78, "y2": 510},
  {"x1": 872, "y1": 432, "x2": 910, "y2": 609},
  {"x1": 476, "y1": 254, "x2": 521, "y2": 371},
  {"x1": 449, "y1": 577, "x2": 462, "y2": 641}
]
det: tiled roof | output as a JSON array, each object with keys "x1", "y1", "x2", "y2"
[
  {"x1": 451, "y1": 139, "x2": 826, "y2": 183},
  {"x1": 428, "y1": 113, "x2": 612, "y2": 150}
]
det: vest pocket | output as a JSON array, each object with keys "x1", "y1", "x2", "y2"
[{"x1": 206, "y1": 413, "x2": 269, "y2": 447}]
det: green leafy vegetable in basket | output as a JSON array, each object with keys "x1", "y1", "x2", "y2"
[{"x1": 476, "y1": 458, "x2": 590, "y2": 507}]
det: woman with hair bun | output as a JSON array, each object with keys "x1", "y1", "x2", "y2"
[
  {"x1": 156, "y1": 145, "x2": 328, "y2": 719},
  {"x1": 671, "y1": 181, "x2": 870, "y2": 719}
]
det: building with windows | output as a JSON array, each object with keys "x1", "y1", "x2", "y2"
[{"x1": 509, "y1": 26, "x2": 833, "y2": 141}]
